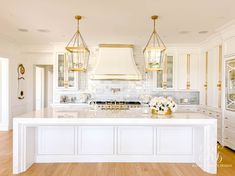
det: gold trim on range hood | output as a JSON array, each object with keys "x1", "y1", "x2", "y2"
[{"x1": 90, "y1": 44, "x2": 142, "y2": 80}]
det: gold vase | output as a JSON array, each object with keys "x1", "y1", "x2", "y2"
[{"x1": 151, "y1": 108, "x2": 172, "y2": 115}]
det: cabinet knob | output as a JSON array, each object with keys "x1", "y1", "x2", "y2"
[
  {"x1": 225, "y1": 117, "x2": 228, "y2": 119},
  {"x1": 225, "y1": 126, "x2": 229, "y2": 128},
  {"x1": 225, "y1": 137, "x2": 229, "y2": 140}
]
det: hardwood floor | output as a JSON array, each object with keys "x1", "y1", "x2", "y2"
[{"x1": 0, "y1": 131, "x2": 234, "y2": 176}]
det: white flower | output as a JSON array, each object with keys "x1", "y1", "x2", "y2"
[{"x1": 149, "y1": 96, "x2": 177, "y2": 112}]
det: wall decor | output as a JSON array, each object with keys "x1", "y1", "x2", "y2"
[{"x1": 17, "y1": 64, "x2": 25, "y2": 99}]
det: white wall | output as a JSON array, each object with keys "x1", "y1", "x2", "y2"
[
  {"x1": 0, "y1": 37, "x2": 26, "y2": 130},
  {"x1": 23, "y1": 52, "x2": 54, "y2": 111}
]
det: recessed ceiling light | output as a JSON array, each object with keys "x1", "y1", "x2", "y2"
[
  {"x1": 179, "y1": 31, "x2": 190, "y2": 34},
  {"x1": 18, "y1": 28, "x2": 28, "y2": 32},
  {"x1": 198, "y1": 31, "x2": 208, "y2": 34},
  {"x1": 37, "y1": 29, "x2": 50, "y2": 33}
]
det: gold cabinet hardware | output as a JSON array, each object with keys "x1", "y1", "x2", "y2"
[
  {"x1": 186, "y1": 54, "x2": 190, "y2": 89},
  {"x1": 186, "y1": 81, "x2": 190, "y2": 90},
  {"x1": 217, "y1": 81, "x2": 222, "y2": 90}
]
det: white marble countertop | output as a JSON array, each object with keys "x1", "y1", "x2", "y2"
[{"x1": 13, "y1": 108, "x2": 217, "y2": 125}]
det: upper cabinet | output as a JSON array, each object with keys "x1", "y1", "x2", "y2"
[
  {"x1": 153, "y1": 55, "x2": 174, "y2": 89},
  {"x1": 55, "y1": 53, "x2": 77, "y2": 90},
  {"x1": 177, "y1": 53, "x2": 199, "y2": 90},
  {"x1": 200, "y1": 46, "x2": 222, "y2": 108},
  {"x1": 225, "y1": 58, "x2": 235, "y2": 111}
]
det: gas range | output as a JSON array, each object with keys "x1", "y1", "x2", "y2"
[{"x1": 89, "y1": 101, "x2": 142, "y2": 110}]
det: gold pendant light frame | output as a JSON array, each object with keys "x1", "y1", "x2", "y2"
[
  {"x1": 144, "y1": 15, "x2": 166, "y2": 72},
  {"x1": 66, "y1": 15, "x2": 90, "y2": 72}
]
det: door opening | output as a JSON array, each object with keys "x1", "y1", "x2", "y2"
[
  {"x1": 0, "y1": 57, "x2": 9, "y2": 131},
  {"x1": 35, "y1": 65, "x2": 53, "y2": 110}
]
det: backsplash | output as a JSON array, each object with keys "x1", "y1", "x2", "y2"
[{"x1": 54, "y1": 46, "x2": 200, "y2": 105}]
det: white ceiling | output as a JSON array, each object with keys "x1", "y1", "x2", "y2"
[{"x1": 0, "y1": 0, "x2": 234, "y2": 45}]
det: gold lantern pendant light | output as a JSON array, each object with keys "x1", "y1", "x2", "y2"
[
  {"x1": 66, "y1": 15, "x2": 90, "y2": 72},
  {"x1": 144, "y1": 15, "x2": 166, "y2": 71}
]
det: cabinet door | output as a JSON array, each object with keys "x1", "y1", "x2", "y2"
[
  {"x1": 177, "y1": 54, "x2": 188, "y2": 90},
  {"x1": 226, "y1": 59, "x2": 235, "y2": 110},
  {"x1": 207, "y1": 47, "x2": 219, "y2": 108},
  {"x1": 190, "y1": 54, "x2": 199, "y2": 90},
  {"x1": 157, "y1": 127, "x2": 193, "y2": 155},
  {"x1": 198, "y1": 53, "x2": 207, "y2": 105},
  {"x1": 178, "y1": 53, "x2": 199, "y2": 90},
  {"x1": 117, "y1": 126, "x2": 154, "y2": 155},
  {"x1": 155, "y1": 55, "x2": 174, "y2": 88},
  {"x1": 38, "y1": 126, "x2": 75, "y2": 155},
  {"x1": 57, "y1": 53, "x2": 65, "y2": 88},
  {"x1": 55, "y1": 53, "x2": 77, "y2": 89},
  {"x1": 78, "y1": 126, "x2": 114, "y2": 155}
]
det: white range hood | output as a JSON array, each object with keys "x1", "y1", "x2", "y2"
[{"x1": 90, "y1": 44, "x2": 142, "y2": 80}]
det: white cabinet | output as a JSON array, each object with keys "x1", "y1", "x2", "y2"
[
  {"x1": 177, "y1": 53, "x2": 187, "y2": 89},
  {"x1": 38, "y1": 126, "x2": 75, "y2": 155},
  {"x1": 224, "y1": 111, "x2": 235, "y2": 150},
  {"x1": 79, "y1": 126, "x2": 114, "y2": 155},
  {"x1": 55, "y1": 53, "x2": 77, "y2": 90},
  {"x1": 224, "y1": 37, "x2": 235, "y2": 57},
  {"x1": 117, "y1": 126, "x2": 154, "y2": 155},
  {"x1": 177, "y1": 53, "x2": 199, "y2": 90},
  {"x1": 207, "y1": 47, "x2": 220, "y2": 108},
  {"x1": 152, "y1": 55, "x2": 174, "y2": 89},
  {"x1": 200, "y1": 46, "x2": 222, "y2": 108},
  {"x1": 157, "y1": 127, "x2": 193, "y2": 155},
  {"x1": 200, "y1": 107, "x2": 222, "y2": 143}
]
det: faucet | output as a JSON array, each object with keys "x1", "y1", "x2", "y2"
[{"x1": 111, "y1": 88, "x2": 121, "y2": 94}]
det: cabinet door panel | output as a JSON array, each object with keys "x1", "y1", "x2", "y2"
[
  {"x1": 79, "y1": 126, "x2": 114, "y2": 155},
  {"x1": 38, "y1": 126, "x2": 75, "y2": 155},
  {"x1": 207, "y1": 47, "x2": 219, "y2": 108},
  {"x1": 190, "y1": 54, "x2": 199, "y2": 90},
  {"x1": 157, "y1": 127, "x2": 193, "y2": 155},
  {"x1": 178, "y1": 54, "x2": 187, "y2": 90},
  {"x1": 118, "y1": 126, "x2": 154, "y2": 155}
]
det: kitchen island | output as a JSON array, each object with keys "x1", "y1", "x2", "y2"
[{"x1": 13, "y1": 108, "x2": 217, "y2": 174}]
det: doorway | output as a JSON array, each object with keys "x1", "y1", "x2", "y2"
[
  {"x1": 34, "y1": 65, "x2": 53, "y2": 110},
  {"x1": 0, "y1": 58, "x2": 9, "y2": 131}
]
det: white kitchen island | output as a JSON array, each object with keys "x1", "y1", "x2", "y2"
[{"x1": 13, "y1": 108, "x2": 217, "y2": 174}]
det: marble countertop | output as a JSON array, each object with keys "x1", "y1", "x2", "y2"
[{"x1": 13, "y1": 108, "x2": 217, "y2": 125}]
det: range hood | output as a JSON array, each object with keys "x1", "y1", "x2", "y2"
[{"x1": 90, "y1": 44, "x2": 142, "y2": 80}]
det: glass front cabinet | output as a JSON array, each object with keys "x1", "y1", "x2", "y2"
[
  {"x1": 226, "y1": 58, "x2": 235, "y2": 111},
  {"x1": 154, "y1": 55, "x2": 174, "y2": 89},
  {"x1": 56, "y1": 53, "x2": 77, "y2": 90}
]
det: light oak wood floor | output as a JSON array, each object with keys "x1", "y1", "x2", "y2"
[{"x1": 0, "y1": 131, "x2": 234, "y2": 176}]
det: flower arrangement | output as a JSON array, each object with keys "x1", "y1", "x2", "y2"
[{"x1": 149, "y1": 97, "x2": 177, "y2": 115}]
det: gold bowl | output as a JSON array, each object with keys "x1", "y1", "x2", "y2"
[{"x1": 151, "y1": 108, "x2": 172, "y2": 115}]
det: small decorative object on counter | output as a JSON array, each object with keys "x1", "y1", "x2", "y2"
[{"x1": 149, "y1": 97, "x2": 177, "y2": 115}]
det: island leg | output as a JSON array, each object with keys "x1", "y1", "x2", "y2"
[
  {"x1": 194, "y1": 123, "x2": 217, "y2": 174},
  {"x1": 13, "y1": 122, "x2": 36, "y2": 174}
]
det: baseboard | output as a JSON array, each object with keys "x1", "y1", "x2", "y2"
[{"x1": 0, "y1": 123, "x2": 9, "y2": 131}]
